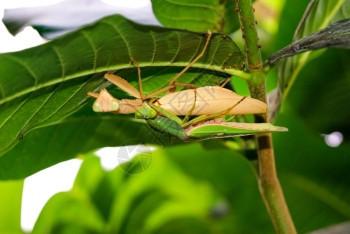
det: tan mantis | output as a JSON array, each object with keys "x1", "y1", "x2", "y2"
[{"x1": 88, "y1": 31, "x2": 286, "y2": 140}]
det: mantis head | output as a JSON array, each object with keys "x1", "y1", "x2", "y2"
[
  {"x1": 89, "y1": 89, "x2": 120, "y2": 112},
  {"x1": 135, "y1": 103, "x2": 157, "y2": 120}
]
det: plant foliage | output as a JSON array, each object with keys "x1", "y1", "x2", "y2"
[{"x1": 0, "y1": 0, "x2": 350, "y2": 233}]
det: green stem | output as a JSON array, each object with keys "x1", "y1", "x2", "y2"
[
  {"x1": 235, "y1": 0, "x2": 297, "y2": 233},
  {"x1": 236, "y1": 0, "x2": 262, "y2": 72}
]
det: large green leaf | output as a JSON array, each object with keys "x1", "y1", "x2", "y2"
[
  {"x1": 0, "y1": 74, "x2": 104, "y2": 157},
  {"x1": 0, "y1": 14, "x2": 244, "y2": 105},
  {"x1": 0, "y1": 14, "x2": 245, "y2": 158},
  {"x1": 151, "y1": 0, "x2": 240, "y2": 34}
]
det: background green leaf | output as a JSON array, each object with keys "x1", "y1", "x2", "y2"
[
  {"x1": 31, "y1": 123, "x2": 350, "y2": 233},
  {"x1": 274, "y1": 109, "x2": 350, "y2": 232},
  {"x1": 33, "y1": 146, "x2": 274, "y2": 234},
  {"x1": 151, "y1": 0, "x2": 240, "y2": 34},
  {"x1": 0, "y1": 180, "x2": 23, "y2": 233},
  {"x1": 286, "y1": 49, "x2": 350, "y2": 142}
]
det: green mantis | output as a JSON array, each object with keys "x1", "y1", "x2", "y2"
[{"x1": 88, "y1": 31, "x2": 287, "y2": 141}]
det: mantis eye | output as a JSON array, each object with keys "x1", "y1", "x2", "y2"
[
  {"x1": 92, "y1": 99, "x2": 119, "y2": 112},
  {"x1": 92, "y1": 89, "x2": 120, "y2": 112},
  {"x1": 92, "y1": 101, "x2": 102, "y2": 112}
]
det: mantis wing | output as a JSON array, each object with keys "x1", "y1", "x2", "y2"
[{"x1": 158, "y1": 86, "x2": 267, "y2": 116}]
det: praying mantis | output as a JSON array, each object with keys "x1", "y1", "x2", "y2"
[{"x1": 88, "y1": 31, "x2": 287, "y2": 141}]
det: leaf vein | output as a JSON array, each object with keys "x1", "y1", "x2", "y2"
[
  {"x1": 52, "y1": 46, "x2": 65, "y2": 79},
  {"x1": 189, "y1": 36, "x2": 203, "y2": 63},
  {"x1": 149, "y1": 31, "x2": 156, "y2": 64},
  {"x1": 0, "y1": 82, "x2": 5, "y2": 99},
  {"x1": 4, "y1": 55, "x2": 39, "y2": 86},
  {"x1": 169, "y1": 32, "x2": 181, "y2": 64},
  {"x1": 156, "y1": 10, "x2": 216, "y2": 25},
  {"x1": 163, "y1": 0, "x2": 217, "y2": 11},
  {"x1": 81, "y1": 31, "x2": 98, "y2": 71},
  {"x1": 20, "y1": 88, "x2": 59, "y2": 133},
  {"x1": 208, "y1": 38, "x2": 221, "y2": 68},
  {"x1": 37, "y1": 80, "x2": 89, "y2": 127},
  {"x1": 102, "y1": 21, "x2": 133, "y2": 58},
  {"x1": 0, "y1": 98, "x2": 28, "y2": 130}
]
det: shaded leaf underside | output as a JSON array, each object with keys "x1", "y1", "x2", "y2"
[
  {"x1": 151, "y1": 0, "x2": 240, "y2": 34},
  {"x1": 0, "y1": 105, "x2": 172, "y2": 179}
]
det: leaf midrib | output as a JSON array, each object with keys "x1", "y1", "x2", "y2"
[{"x1": 0, "y1": 62, "x2": 245, "y2": 106}]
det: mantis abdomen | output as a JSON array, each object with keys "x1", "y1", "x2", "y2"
[{"x1": 146, "y1": 116, "x2": 187, "y2": 140}]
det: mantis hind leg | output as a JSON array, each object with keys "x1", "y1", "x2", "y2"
[
  {"x1": 182, "y1": 96, "x2": 247, "y2": 128},
  {"x1": 143, "y1": 82, "x2": 197, "y2": 99},
  {"x1": 143, "y1": 31, "x2": 212, "y2": 98},
  {"x1": 168, "y1": 30, "x2": 212, "y2": 91},
  {"x1": 129, "y1": 30, "x2": 212, "y2": 99},
  {"x1": 219, "y1": 78, "x2": 231, "y2": 88},
  {"x1": 148, "y1": 98, "x2": 183, "y2": 125},
  {"x1": 130, "y1": 57, "x2": 145, "y2": 100},
  {"x1": 128, "y1": 58, "x2": 198, "y2": 99},
  {"x1": 182, "y1": 89, "x2": 198, "y2": 124}
]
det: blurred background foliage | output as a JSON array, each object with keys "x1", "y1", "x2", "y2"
[{"x1": 0, "y1": 0, "x2": 350, "y2": 233}]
